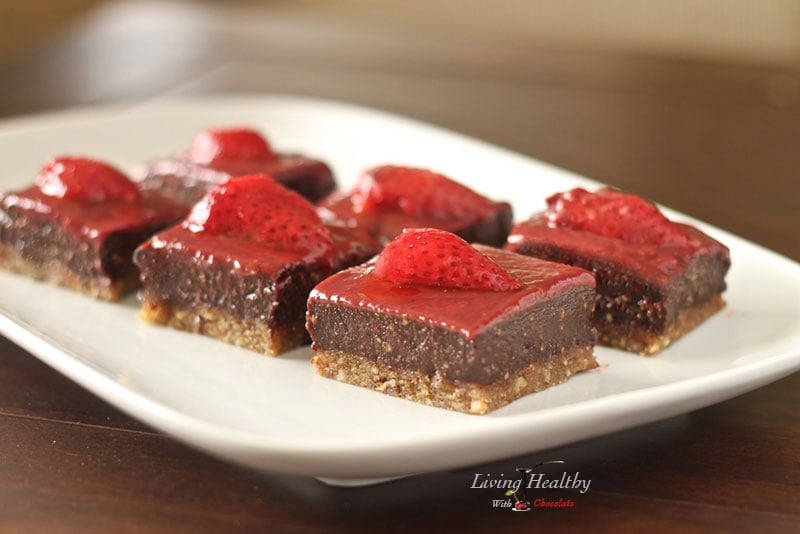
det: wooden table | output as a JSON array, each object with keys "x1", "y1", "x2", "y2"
[{"x1": 1, "y1": 4, "x2": 798, "y2": 531}]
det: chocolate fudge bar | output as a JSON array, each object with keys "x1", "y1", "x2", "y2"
[
  {"x1": 307, "y1": 228, "x2": 597, "y2": 414},
  {"x1": 507, "y1": 187, "x2": 730, "y2": 354},
  {"x1": 134, "y1": 174, "x2": 378, "y2": 355},
  {"x1": 0, "y1": 156, "x2": 186, "y2": 300}
]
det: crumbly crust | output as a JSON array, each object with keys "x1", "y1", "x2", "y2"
[
  {"x1": 598, "y1": 293, "x2": 725, "y2": 355},
  {"x1": 312, "y1": 345, "x2": 597, "y2": 414},
  {"x1": 0, "y1": 243, "x2": 135, "y2": 301},
  {"x1": 138, "y1": 296, "x2": 307, "y2": 356}
]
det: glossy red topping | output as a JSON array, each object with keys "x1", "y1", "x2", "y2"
[
  {"x1": 373, "y1": 228, "x2": 522, "y2": 291},
  {"x1": 188, "y1": 127, "x2": 276, "y2": 165},
  {"x1": 545, "y1": 188, "x2": 695, "y2": 247},
  {"x1": 35, "y1": 157, "x2": 143, "y2": 203},
  {"x1": 183, "y1": 174, "x2": 333, "y2": 260},
  {"x1": 351, "y1": 166, "x2": 495, "y2": 222}
]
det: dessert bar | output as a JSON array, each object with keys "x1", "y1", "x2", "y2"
[
  {"x1": 134, "y1": 174, "x2": 378, "y2": 355},
  {"x1": 307, "y1": 228, "x2": 598, "y2": 414},
  {"x1": 0, "y1": 156, "x2": 186, "y2": 300},
  {"x1": 507, "y1": 187, "x2": 730, "y2": 354}
]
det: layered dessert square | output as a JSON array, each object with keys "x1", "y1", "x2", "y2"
[
  {"x1": 318, "y1": 165, "x2": 512, "y2": 247},
  {"x1": 507, "y1": 187, "x2": 731, "y2": 354},
  {"x1": 134, "y1": 127, "x2": 336, "y2": 206},
  {"x1": 0, "y1": 157, "x2": 186, "y2": 300},
  {"x1": 134, "y1": 174, "x2": 378, "y2": 355},
  {"x1": 307, "y1": 228, "x2": 598, "y2": 414}
]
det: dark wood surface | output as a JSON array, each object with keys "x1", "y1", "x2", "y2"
[{"x1": 0, "y1": 4, "x2": 798, "y2": 532}]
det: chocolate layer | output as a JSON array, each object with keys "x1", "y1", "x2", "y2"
[
  {"x1": 308, "y1": 286, "x2": 595, "y2": 385},
  {"x1": 134, "y1": 225, "x2": 333, "y2": 319},
  {"x1": 135, "y1": 241, "x2": 320, "y2": 342},
  {"x1": 1, "y1": 217, "x2": 106, "y2": 283},
  {"x1": 514, "y1": 242, "x2": 728, "y2": 331}
]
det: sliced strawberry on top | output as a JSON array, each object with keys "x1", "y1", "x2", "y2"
[
  {"x1": 188, "y1": 127, "x2": 276, "y2": 165},
  {"x1": 545, "y1": 188, "x2": 695, "y2": 247},
  {"x1": 35, "y1": 156, "x2": 143, "y2": 203},
  {"x1": 183, "y1": 174, "x2": 334, "y2": 261},
  {"x1": 373, "y1": 228, "x2": 522, "y2": 291},
  {"x1": 351, "y1": 166, "x2": 495, "y2": 223}
]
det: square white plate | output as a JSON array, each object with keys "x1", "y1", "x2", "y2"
[{"x1": 0, "y1": 95, "x2": 798, "y2": 481}]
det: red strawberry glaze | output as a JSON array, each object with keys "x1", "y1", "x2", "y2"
[
  {"x1": 374, "y1": 228, "x2": 521, "y2": 291},
  {"x1": 142, "y1": 215, "x2": 377, "y2": 279},
  {"x1": 144, "y1": 227, "x2": 314, "y2": 277},
  {"x1": 310, "y1": 245, "x2": 594, "y2": 339},
  {"x1": 1, "y1": 158, "x2": 184, "y2": 244}
]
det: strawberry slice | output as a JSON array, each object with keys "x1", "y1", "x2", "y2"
[
  {"x1": 35, "y1": 156, "x2": 143, "y2": 203},
  {"x1": 188, "y1": 127, "x2": 276, "y2": 165},
  {"x1": 545, "y1": 188, "x2": 695, "y2": 247},
  {"x1": 351, "y1": 166, "x2": 495, "y2": 222},
  {"x1": 373, "y1": 228, "x2": 522, "y2": 291},
  {"x1": 183, "y1": 174, "x2": 333, "y2": 260}
]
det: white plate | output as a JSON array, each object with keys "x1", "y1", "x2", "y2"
[{"x1": 1, "y1": 95, "x2": 799, "y2": 482}]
